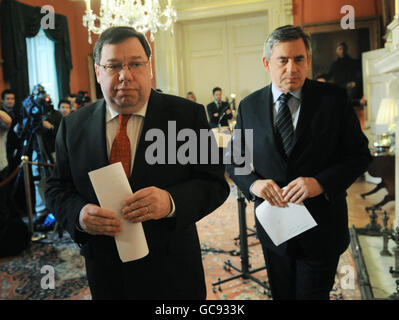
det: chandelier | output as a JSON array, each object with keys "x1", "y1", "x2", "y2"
[{"x1": 83, "y1": 0, "x2": 177, "y2": 44}]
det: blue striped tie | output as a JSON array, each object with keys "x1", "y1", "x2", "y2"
[{"x1": 275, "y1": 93, "x2": 294, "y2": 156}]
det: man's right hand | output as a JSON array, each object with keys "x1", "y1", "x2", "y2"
[
  {"x1": 80, "y1": 204, "x2": 122, "y2": 237},
  {"x1": 250, "y1": 179, "x2": 286, "y2": 207}
]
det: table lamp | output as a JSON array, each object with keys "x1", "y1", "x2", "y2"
[{"x1": 375, "y1": 98, "x2": 398, "y2": 151}]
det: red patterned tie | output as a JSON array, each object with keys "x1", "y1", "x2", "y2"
[{"x1": 110, "y1": 114, "x2": 131, "y2": 177}]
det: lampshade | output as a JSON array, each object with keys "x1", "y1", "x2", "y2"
[{"x1": 375, "y1": 98, "x2": 398, "y2": 125}]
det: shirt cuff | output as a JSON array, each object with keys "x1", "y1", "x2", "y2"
[
  {"x1": 77, "y1": 207, "x2": 88, "y2": 232},
  {"x1": 167, "y1": 192, "x2": 176, "y2": 217},
  {"x1": 249, "y1": 181, "x2": 257, "y2": 202}
]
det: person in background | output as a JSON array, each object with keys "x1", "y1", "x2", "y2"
[
  {"x1": 326, "y1": 41, "x2": 363, "y2": 108},
  {"x1": 206, "y1": 87, "x2": 232, "y2": 128},
  {"x1": 58, "y1": 99, "x2": 72, "y2": 117},
  {"x1": 1, "y1": 90, "x2": 21, "y2": 171},
  {"x1": 0, "y1": 108, "x2": 12, "y2": 173},
  {"x1": 0, "y1": 107, "x2": 30, "y2": 258},
  {"x1": 186, "y1": 91, "x2": 197, "y2": 102},
  {"x1": 226, "y1": 25, "x2": 372, "y2": 300},
  {"x1": 41, "y1": 95, "x2": 63, "y2": 161},
  {"x1": 0, "y1": 92, "x2": 31, "y2": 256},
  {"x1": 68, "y1": 93, "x2": 79, "y2": 111}
]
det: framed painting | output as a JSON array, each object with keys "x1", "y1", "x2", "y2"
[{"x1": 302, "y1": 16, "x2": 381, "y2": 80}]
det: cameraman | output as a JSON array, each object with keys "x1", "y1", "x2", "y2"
[
  {"x1": 1, "y1": 92, "x2": 30, "y2": 255},
  {"x1": 0, "y1": 108, "x2": 12, "y2": 173},
  {"x1": 67, "y1": 93, "x2": 79, "y2": 112},
  {"x1": 1, "y1": 90, "x2": 22, "y2": 171},
  {"x1": 70, "y1": 91, "x2": 91, "y2": 111},
  {"x1": 0, "y1": 106, "x2": 30, "y2": 257},
  {"x1": 32, "y1": 94, "x2": 61, "y2": 226},
  {"x1": 40, "y1": 95, "x2": 62, "y2": 161}
]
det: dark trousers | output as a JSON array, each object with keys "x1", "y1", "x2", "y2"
[
  {"x1": 84, "y1": 244, "x2": 207, "y2": 300},
  {"x1": 263, "y1": 246, "x2": 339, "y2": 300}
]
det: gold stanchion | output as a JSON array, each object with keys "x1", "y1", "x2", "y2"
[{"x1": 21, "y1": 156, "x2": 46, "y2": 242}]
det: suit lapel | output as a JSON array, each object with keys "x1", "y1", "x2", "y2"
[
  {"x1": 256, "y1": 85, "x2": 275, "y2": 143},
  {"x1": 256, "y1": 85, "x2": 288, "y2": 161},
  {"x1": 129, "y1": 90, "x2": 166, "y2": 191},
  {"x1": 291, "y1": 79, "x2": 317, "y2": 151},
  {"x1": 87, "y1": 99, "x2": 109, "y2": 169}
]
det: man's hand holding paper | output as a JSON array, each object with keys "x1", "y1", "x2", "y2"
[
  {"x1": 80, "y1": 204, "x2": 122, "y2": 237},
  {"x1": 254, "y1": 177, "x2": 321, "y2": 246},
  {"x1": 122, "y1": 186, "x2": 172, "y2": 223},
  {"x1": 250, "y1": 179, "x2": 286, "y2": 207},
  {"x1": 282, "y1": 177, "x2": 323, "y2": 204},
  {"x1": 88, "y1": 162, "x2": 149, "y2": 262},
  {"x1": 251, "y1": 177, "x2": 323, "y2": 207}
]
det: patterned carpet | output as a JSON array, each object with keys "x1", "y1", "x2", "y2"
[
  {"x1": 0, "y1": 237, "x2": 90, "y2": 300},
  {"x1": 0, "y1": 183, "x2": 360, "y2": 300}
]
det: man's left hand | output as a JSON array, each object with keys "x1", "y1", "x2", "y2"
[
  {"x1": 281, "y1": 177, "x2": 323, "y2": 204},
  {"x1": 122, "y1": 187, "x2": 172, "y2": 223}
]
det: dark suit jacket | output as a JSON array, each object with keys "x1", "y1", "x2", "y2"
[
  {"x1": 41, "y1": 108, "x2": 62, "y2": 156},
  {"x1": 226, "y1": 79, "x2": 372, "y2": 259},
  {"x1": 45, "y1": 89, "x2": 230, "y2": 299},
  {"x1": 206, "y1": 101, "x2": 232, "y2": 128}
]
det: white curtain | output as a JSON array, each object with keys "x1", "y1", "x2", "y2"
[{"x1": 26, "y1": 28, "x2": 59, "y2": 107}]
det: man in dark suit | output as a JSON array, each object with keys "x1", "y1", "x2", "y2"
[
  {"x1": 45, "y1": 26, "x2": 229, "y2": 300},
  {"x1": 206, "y1": 87, "x2": 232, "y2": 128},
  {"x1": 225, "y1": 25, "x2": 372, "y2": 300}
]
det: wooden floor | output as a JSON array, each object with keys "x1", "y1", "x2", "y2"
[{"x1": 347, "y1": 177, "x2": 395, "y2": 229}]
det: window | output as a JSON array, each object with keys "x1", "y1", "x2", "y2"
[{"x1": 26, "y1": 28, "x2": 59, "y2": 107}]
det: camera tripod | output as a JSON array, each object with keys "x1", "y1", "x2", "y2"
[
  {"x1": 212, "y1": 189, "x2": 270, "y2": 295},
  {"x1": 15, "y1": 127, "x2": 54, "y2": 241}
]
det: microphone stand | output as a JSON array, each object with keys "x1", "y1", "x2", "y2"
[
  {"x1": 217, "y1": 112, "x2": 226, "y2": 129},
  {"x1": 212, "y1": 188, "x2": 270, "y2": 295}
]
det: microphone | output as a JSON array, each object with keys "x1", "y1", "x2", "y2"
[
  {"x1": 217, "y1": 111, "x2": 227, "y2": 128},
  {"x1": 217, "y1": 103, "x2": 230, "y2": 128}
]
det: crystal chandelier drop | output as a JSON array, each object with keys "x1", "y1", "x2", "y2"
[{"x1": 83, "y1": 0, "x2": 177, "y2": 44}]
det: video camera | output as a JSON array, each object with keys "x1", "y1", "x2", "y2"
[
  {"x1": 21, "y1": 84, "x2": 52, "y2": 133},
  {"x1": 75, "y1": 90, "x2": 91, "y2": 108}
]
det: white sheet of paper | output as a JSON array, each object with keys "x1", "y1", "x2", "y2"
[
  {"x1": 255, "y1": 201, "x2": 317, "y2": 247},
  {"x1": 88, "y1": 162, "x2": 149, "y2": 262}
]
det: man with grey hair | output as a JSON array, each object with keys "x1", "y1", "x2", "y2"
[
  {"x1": 226, "y1": 25, "x2": 371, "y2": 299},
  {"x1": 45, "y1": 26, "x2": 229, "y2": 299}
]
